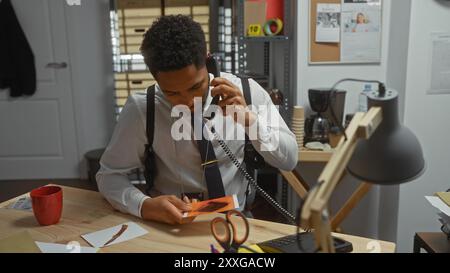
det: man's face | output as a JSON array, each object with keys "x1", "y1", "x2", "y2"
[{"x1": 156, "y1": 64, "x2": 209, "y2": 112}]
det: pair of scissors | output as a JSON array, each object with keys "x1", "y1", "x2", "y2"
[{"x1": 210, "y1": 210, "x2": 250, "y2": 253}]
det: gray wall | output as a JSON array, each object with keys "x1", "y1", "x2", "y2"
[
  {"x1": 396, "y1": 0, "x2": 450, "y2": 252},
  {"x1": 377, "y1": 0, "x2": 412, "y2": 244},
  {"x1": 65, "y1": 0, "x2": 116, "y2": 178}
]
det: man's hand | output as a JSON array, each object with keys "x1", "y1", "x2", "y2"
[
  {"x1": 211, "y1": 78, "x2": 257, "y2": 127},
  {"x1": 141, "y1": 195, "x2": 195, "y2": 225}
]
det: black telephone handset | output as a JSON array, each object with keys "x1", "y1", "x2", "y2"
[{"x1": 206, "y1": 55, "x2": 221, "y2": 106}]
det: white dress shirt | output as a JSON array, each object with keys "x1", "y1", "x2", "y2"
[{"x1": 96, "y1": 72, "x2": 298, "y2": 218}]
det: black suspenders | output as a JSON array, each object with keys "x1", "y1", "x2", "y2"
[
  {"x1": 143, "y1": 77, "x2": 263, "y2": 194},
  {"x1": 241, "y1": 76, "x2": 266, "y2": 172},
  {"x1": 144, "y1": 85, "x2": 156, "y2": 194}
]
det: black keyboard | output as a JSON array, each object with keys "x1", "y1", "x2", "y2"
[{"x1": 257, "y1": 232, "x2": 353, "y2": 253}]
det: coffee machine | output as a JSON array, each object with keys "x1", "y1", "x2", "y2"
[{"x1": 304, "y1": 88, "x2": 346, "y2": 144}]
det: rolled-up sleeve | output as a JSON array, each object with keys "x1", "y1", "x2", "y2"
[
  {"x1": 96, "y1": 95, "x2": 150, "y2": 218},
  {"x1": 245, "y1": 79, "x2": 299, "y2": 171}
]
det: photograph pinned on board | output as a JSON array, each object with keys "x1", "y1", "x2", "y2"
[
  {"x1": 316, "y1": 3, "x2": 341, "y2": 43},
  {"x1": 343, "y1": 11, "x2": 380, "y2": 33},
  {"x1": 342, "y1": 0, "x2": 381, "y2": 34},
  {"x1": 183, "y1": 195, "x2": 239, "y2": 218}
]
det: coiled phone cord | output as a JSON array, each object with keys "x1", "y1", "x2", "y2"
[{"x1": 210, "y1": 127, "x2": 297, "y2": 225}]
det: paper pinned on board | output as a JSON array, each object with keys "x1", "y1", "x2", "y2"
[
  {"x1": 316, "y1": 4, "x2": 341, "y2": 43},
  {"x1": 341, "y1": 0, "x2": 382, "y2": 62},
  {"x1": 81, "y1": 222, "x2": 148, "y2": 248},
  {"x1": 428, "y1": 33, "x2": 450, "y2": 95}
]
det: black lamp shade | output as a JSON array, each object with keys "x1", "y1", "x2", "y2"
[{"x1": 347, "y1": 89, "x2": 426, "y2": 185}]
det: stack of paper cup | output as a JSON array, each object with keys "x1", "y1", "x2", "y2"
[{"x1": 292, "y1": 106, "x2": 305, "y2": 149}]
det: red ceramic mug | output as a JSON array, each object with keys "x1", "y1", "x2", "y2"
[{"x1": 30, "y1": 186, "x2": 63, "y2": 226}]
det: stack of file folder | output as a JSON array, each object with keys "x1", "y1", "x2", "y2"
[{"x1": 426, "y1": 191, "x2": 450, "y2": 238}]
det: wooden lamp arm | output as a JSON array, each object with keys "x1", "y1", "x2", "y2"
[{"x1": 300, "y1": 107, "x2": 383, "y2": 253}]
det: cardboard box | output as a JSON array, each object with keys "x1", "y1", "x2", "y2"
[{"x1": 244, "y1": 1, "x2": 267, "y2": 36}]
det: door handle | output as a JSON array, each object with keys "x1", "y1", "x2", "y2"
[{"x1": 46, "y1": 62, "x2": 68, "y2": 69}]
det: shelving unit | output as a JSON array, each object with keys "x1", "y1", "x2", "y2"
[
  {"x1": 236, "y1": 0, "x2": 295, "y2": 126},
  {"x1": 234, "y1": 0, "x2": 297, "y2": 211}
]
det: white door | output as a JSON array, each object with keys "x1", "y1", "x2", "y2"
[{"x1": 0, "y1": 0, "x2": 80, "y2": 179}]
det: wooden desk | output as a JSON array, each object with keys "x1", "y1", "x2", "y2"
[
  {"x1": 299, "y1": 149, "x2": 333, "y2": 163},
  {"x1": 414, "y1": 232, "x2": 450, "y2": 253},
  {"x1": 0, "y1": 185, "x2": 395, "y2": 253}
]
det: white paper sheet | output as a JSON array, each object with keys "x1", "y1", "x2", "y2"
[
  {"x1": 81, "y1": 222, "x2": 148, "y2": 248},
  {"x1": 36, "y1": 242, "x2": 99, "y2": 253},
  {"x1": 425, "y1": 196, "x2": 450, "y2": 217},
  {"x1": 428, "y1": 33, "x2": 450, "y2": 95},
  {"x1": 341, "y1": 0, "x2": 382, "y2": 62},
  {"x1": 6, "y1": 196, "x2": 33, "y2": 212},
  {"x1": 316, "y1": 4, "x2": 341, "y2": 43}
]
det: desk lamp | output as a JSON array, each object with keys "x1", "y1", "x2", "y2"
[{"x1": 299, "y1": 79, "x2": 425, "y2": 253}]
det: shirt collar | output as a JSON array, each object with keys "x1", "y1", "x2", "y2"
[{"x1": 154, "y1": 73, "x2": 215, "y2": 112}]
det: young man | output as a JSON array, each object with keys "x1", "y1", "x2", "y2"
[{"x1": 96, "y1": 15, "x2": 298, "y2": 225}]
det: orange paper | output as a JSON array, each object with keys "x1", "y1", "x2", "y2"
[{"x1": 183, "y1": 195, "x2": 239, "y2": 218}]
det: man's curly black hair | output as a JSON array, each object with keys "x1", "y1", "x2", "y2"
[{"x1": 140, "y1": 15, "x2": 207, "y2": 77}]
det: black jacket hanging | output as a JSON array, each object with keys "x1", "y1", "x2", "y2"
[{"x1": 0, "y1": 0, "x2": 37, "y2": 97}]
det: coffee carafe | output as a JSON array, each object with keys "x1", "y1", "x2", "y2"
[{"x1": 304, "y1": 89, "x2": 333, "y2": 144}]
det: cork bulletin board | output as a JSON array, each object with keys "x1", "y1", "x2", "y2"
[
  {"x1": 309, "y1": 0, "x2": 383, "y2": 64},
  {"x1": 309, "y1": 0, "x2": 341, "y2": 63}
]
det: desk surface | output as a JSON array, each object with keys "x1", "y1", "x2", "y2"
[
  {"x1": 299, "y1": 149, "x2": 333, "y2": 163},
  {"x1": 0, "y1": 185, "x2": 395, "y2": 253}
]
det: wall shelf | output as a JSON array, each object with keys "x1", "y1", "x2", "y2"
[
  {"x1": 236, "y1": 0, "x2": 296, "y2": 210},
  {"x1": 240, "y1": 36, "x2": 290, "y2": 42}
]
